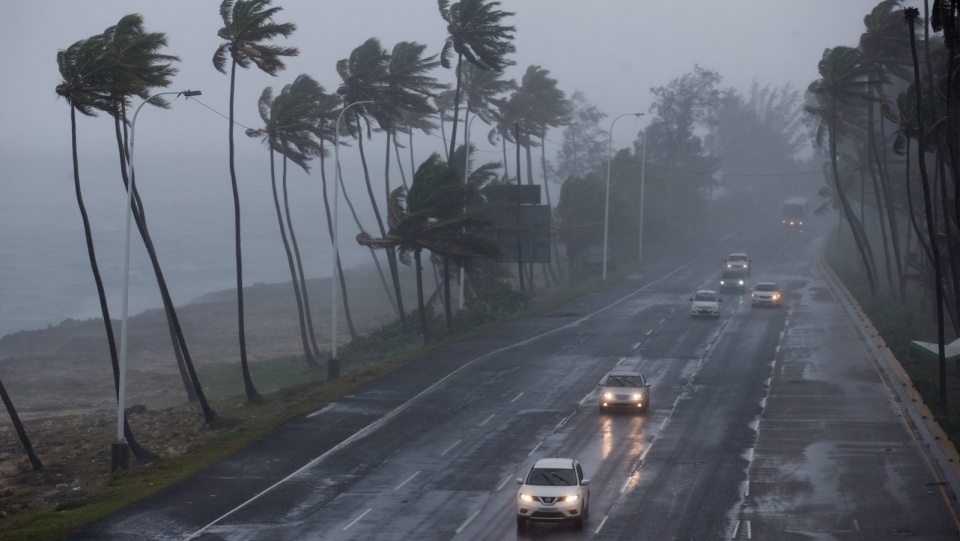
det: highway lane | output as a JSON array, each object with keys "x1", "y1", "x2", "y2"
[{"x1": 72, "y1": 221, "x2": 960, "y2": 540}]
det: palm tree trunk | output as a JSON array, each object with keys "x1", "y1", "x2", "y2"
[
  {"x1": 448, "y1": 54, "x2": 464, "y2": 159},
  {"x1": 356, "y1": 114, "x2": 408, "y2": 330},
  {"x1": 394, "y1": 133, "x2": 409, "y2": 190},
  {"x1": 540, "y1": 133, "x2": 560, "y2": 286},
  {"x1": 282, "y1": 157, "x2": 323, "y2": 360},
  {"x1": 907, "y1": 9, "x2": 948, "y2": 410},
  {"x1": 318, "y1": 144, "x2": 358, "y2": 340},
  {"x1": 114, "y1": 113, "x2": 196, "y2": 404},
  {"x1": 501, "y1": 135, "x2": 510, "y2": 182},
  {"x1": 336, "y1": 157, "x2": 398, "y2": 316},
  {"x1": 829, "y1": 100, "x2": 877, "y2": 295},
  {"x1": 875, "y1": 113, "x2": 906, "y2": 301},
  {"x1": 271, "y1": 151, "x2": 317, "y2": 368},
  {"x1": 0, "y1": 375, "x2": 41, "y2": 471},
  {"x1": 514, "y1": 122, "x2": 526, "y2": 293},
  {"x1": 415, "y1": 248, "x2": 430, "y2": 346},
  {"x1": 228, "y1": 61, "x2": 259, "y2": 401}
]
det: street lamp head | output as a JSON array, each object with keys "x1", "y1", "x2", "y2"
[{"x1": 181, "y1": 90, "x2": 202, "y2": 97}]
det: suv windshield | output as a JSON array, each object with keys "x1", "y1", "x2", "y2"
[
  {"x1": 755, "y1": 284, "x2": 777, "y2": 291},
  {"x1": 526, "y1": 467, "x2": 577, "y2": 486},
  {"x1": 694, "y1": 292, "x2": 717, "y2": 302}
]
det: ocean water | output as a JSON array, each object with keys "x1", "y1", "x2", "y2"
[{"x1": 0, "y1": 148, "x2": 374, "y2": 340}]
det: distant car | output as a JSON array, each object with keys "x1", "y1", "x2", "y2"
[
  {"x1": 719, "y1": 269, "x2": 747, "y2": 293},
  {"x1": 725, "y1": 253, "x2": 751, "y2": 275},
  {"x1": 517, "y1": 457, "x2": 590, "y2": 530},
  {"x1": 599, "y1": 369, "x2": 650, "y2": 413},
  {"x1": 690, "y1": 289, "x2": 721, "y2": 318},
  {"x1": 751, "y1": 282, "x2": 782, "y2": 307}
]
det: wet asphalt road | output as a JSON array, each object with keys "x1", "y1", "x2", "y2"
[{"x1": 70, "y1": 220, "x2": 960, "y2": 540}]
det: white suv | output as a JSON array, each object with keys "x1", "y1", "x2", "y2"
[
  {"x1": 725, "y1": 253, "x2": 751, "y2": 275},
  {"x1": 516, "y1": 458, "x2": 590, "y2": 529}
]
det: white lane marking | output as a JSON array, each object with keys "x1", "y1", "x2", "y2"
[
  {"x1": 746, "y1": 447, "x2": 754, "y2": 462},
  {"x1": 853, "y1": 518, "x2": 860, "y2": 531},
  {"x1": 594, "y1": 515, "x2": 609, "y2": 534},
  {"x1": 744, "y1": 480, "x2": 750, "y2": 498},
  {"x1": 479, "y1": 414, "x2": 495, "y2": 427},
  {"x1": 395, "y1": 471, "x2": 420, "y2": 490},
  {"x1": 511, "y1": 392, "x2": 524, "y2": 402},
  {"x1": 620, "y1": 477, "x2": 631, "y2": 494},
  {"x1": 732, "y1": 520, "x2": 740, "y2": 538},
  {"x1": 632, "y1": 341, "x2": 642, "y2": 350},
  {"x1": 343, "y1": 508, "x2": 372, "y2": 530},
  {"x1": 456, "y1": 510, "x2": 481, "y2": 533},
  {"x1": 747, "y1": 519, "x2": 752, "y2": 539},
  {"x1": 497, "y1": 475, "x2": 513, "y2": 491},
  {"x1": 183, "y1": 246, "x2": 717, "y2": 540},
  {"x1": 646, "y1": 329, "x2": 654, "y2": 336},
  {"x1": 441, "y1": 440, "x2": 461, "y2": 456},
  {"x1": 528, "y1": 441, "x2": 542, "y2": 457},
  {"x1": 639, "y1": 444, "x2": 653, "y2": 463}
]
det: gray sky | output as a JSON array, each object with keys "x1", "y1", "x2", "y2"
[{"x1": 0, "y1": 0, "x2": 919, "y2": 335}]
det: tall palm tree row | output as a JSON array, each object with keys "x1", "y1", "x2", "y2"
[{"x1": 213, "y1": 0, "x2": 298, "y2": 401}]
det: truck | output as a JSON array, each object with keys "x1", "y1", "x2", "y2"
[{"x1": 781, "y1": 197, "x2": 809, "y2": 228}]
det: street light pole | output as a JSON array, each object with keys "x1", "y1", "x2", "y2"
[
  {"x1": 115, "y1": 89, "x2": 200, "y2": 472},
  {"x1": 638, "y1": 122, "x2": 648, "y2": 262},
  {"x1": 330, "y1": 100, "x2": 373, "y2": 379},
  {"x1": 602, "y1": 112, "x2": 641, "y2": 279}
]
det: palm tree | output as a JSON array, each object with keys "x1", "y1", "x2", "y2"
[
  {"x1": 860, "y1": 0, "x2": 915, "y2": 300},
  {"x1": 336, "y1": 37, "x2": 409, "y2": 331},
  {"x1": 906, "y1": 7, "x2": 949, "y2": 409},
  {"x1": 103, "y1": 15, "x2": 193, "y2": 404},
  {"x1": 57, "y1": 35, "x2": 220, "y2": 436},
  {"x1": 246, "y1": 76, "x2": 324, "y2": 369},
  {"x1": 438, "y1": 0, "x2": 516, "y2": 158},
  {"x1": 357, "y1": 154, "x2": 500, "y2": 345},
  {"x1": 807, "y1": 46, "x2": 879, "y2": 296},
  {"x1": 213, "y1": 0, "x2": 298, "y2": 401},
  {"x1": 101, "y1": 15, "x2": 217, "y2": 431}
]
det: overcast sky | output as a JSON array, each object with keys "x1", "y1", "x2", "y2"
[
  {"x1": 0, "y1": 0, "x2": 923, "y2": 335},
  {"x1": 0, "y1": 0, "x2": 916, "y2": 159}
]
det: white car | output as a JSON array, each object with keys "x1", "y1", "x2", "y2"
[
  {"x1": 751, "y1": 282, "x2": 782, "y2": 307},
  {"x1": 725, "y1": 253, "x2": 751, "y2": 275},
  {"x1": 516, "y1": 457, "x2": 590, "y2": 529},
  {"x1": 599, "y1": 369, "x2": 650, "y2": 413},
  {"x1": 690, "y1": 289, "x2": 721, "y2": 318}
]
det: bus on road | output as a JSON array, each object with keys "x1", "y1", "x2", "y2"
[{"x1": 781, "y1": 197, "x2": 809, "y2": 228}]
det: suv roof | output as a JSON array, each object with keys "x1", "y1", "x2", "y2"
[
  {"x1": 728, "y1": 253, "x2": 748, "y2": 259},
  {"x1": 608, "y1": 368, "x2": 643, "y2": 378}
]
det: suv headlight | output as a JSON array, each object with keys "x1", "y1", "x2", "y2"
[
  {"x1": 603, "y1": 392, "x2": 614, "y2": 399},
  {"x1": 519, "y1": 493, "x2": 534, "y2": 502},
  {"x1": 561, "y1": 494, "x2": 579, "y2": 502}
]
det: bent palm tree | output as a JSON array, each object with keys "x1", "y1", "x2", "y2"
[
  {"x1": 214, "y1": 0, "x2": 298, "y2": 401},
  {"x1": 357, "y1": 154, "x2": 499, "y2": 345},
  {"x1": 337, "y1": 37, "x2": 409, "y2": 330},
  {"x1": 0, "y1": 376, "x2": 41, "y2": 471},
  {"x1": 807, "y1": 46, "x2": 879, "y2": 295},
  {"x1": 438, "y1": 0, "x2": 516, "y2": 158},
  {"x1": 246, "y1": 77, "x2": 323, "y2": 368}
]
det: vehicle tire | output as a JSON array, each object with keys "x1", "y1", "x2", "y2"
[
  {"x1": 517, "y1": 516, "x2": 526, "y2": 530},
  {"x1": 574, "y1": 514, "x2": 584, "y2": 529}
]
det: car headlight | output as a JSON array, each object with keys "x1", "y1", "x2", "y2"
[
  {"x1": 773, "y1": 293, "x2": 780, "y2": 300},
  {"x1": 738, "y1": 280, "x2": 744, "y2": 285},
  {"x1": 631, "y1": 393, "x2": 643, "y2": 400},
  {"x1": 519, "y1": 493, "x2": 534, "y2": 502},
  {"x1": 603, "y1": 392, "x2": 614, "y2": 399},
  {"x1": 726, "y1": 264, "x2": 732, "y2": 268},
  {"x1": 561, "y1": 494, "x2": 579, "y2": 502}
]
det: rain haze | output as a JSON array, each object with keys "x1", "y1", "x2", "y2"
[{"x1": 0, "y1": 0, "x2": 898, "y2": 336}]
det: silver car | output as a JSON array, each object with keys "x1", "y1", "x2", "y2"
[
  {"x1": 599, "y1": 369, "x2": 650, "y2": 413},
  {"x1": 751, "y1": 282, "x2": 782, "y2": 307},
  {"x1": 516, "y1": 457, "x2": 590, "y2": 529},
  {"x1": 690, "y1": 289, "x2": 721, "y2": 318}
]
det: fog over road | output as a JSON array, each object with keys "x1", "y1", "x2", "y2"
[{"x1": 70, "y1": 219, "x2": 960, "y2": 540}]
